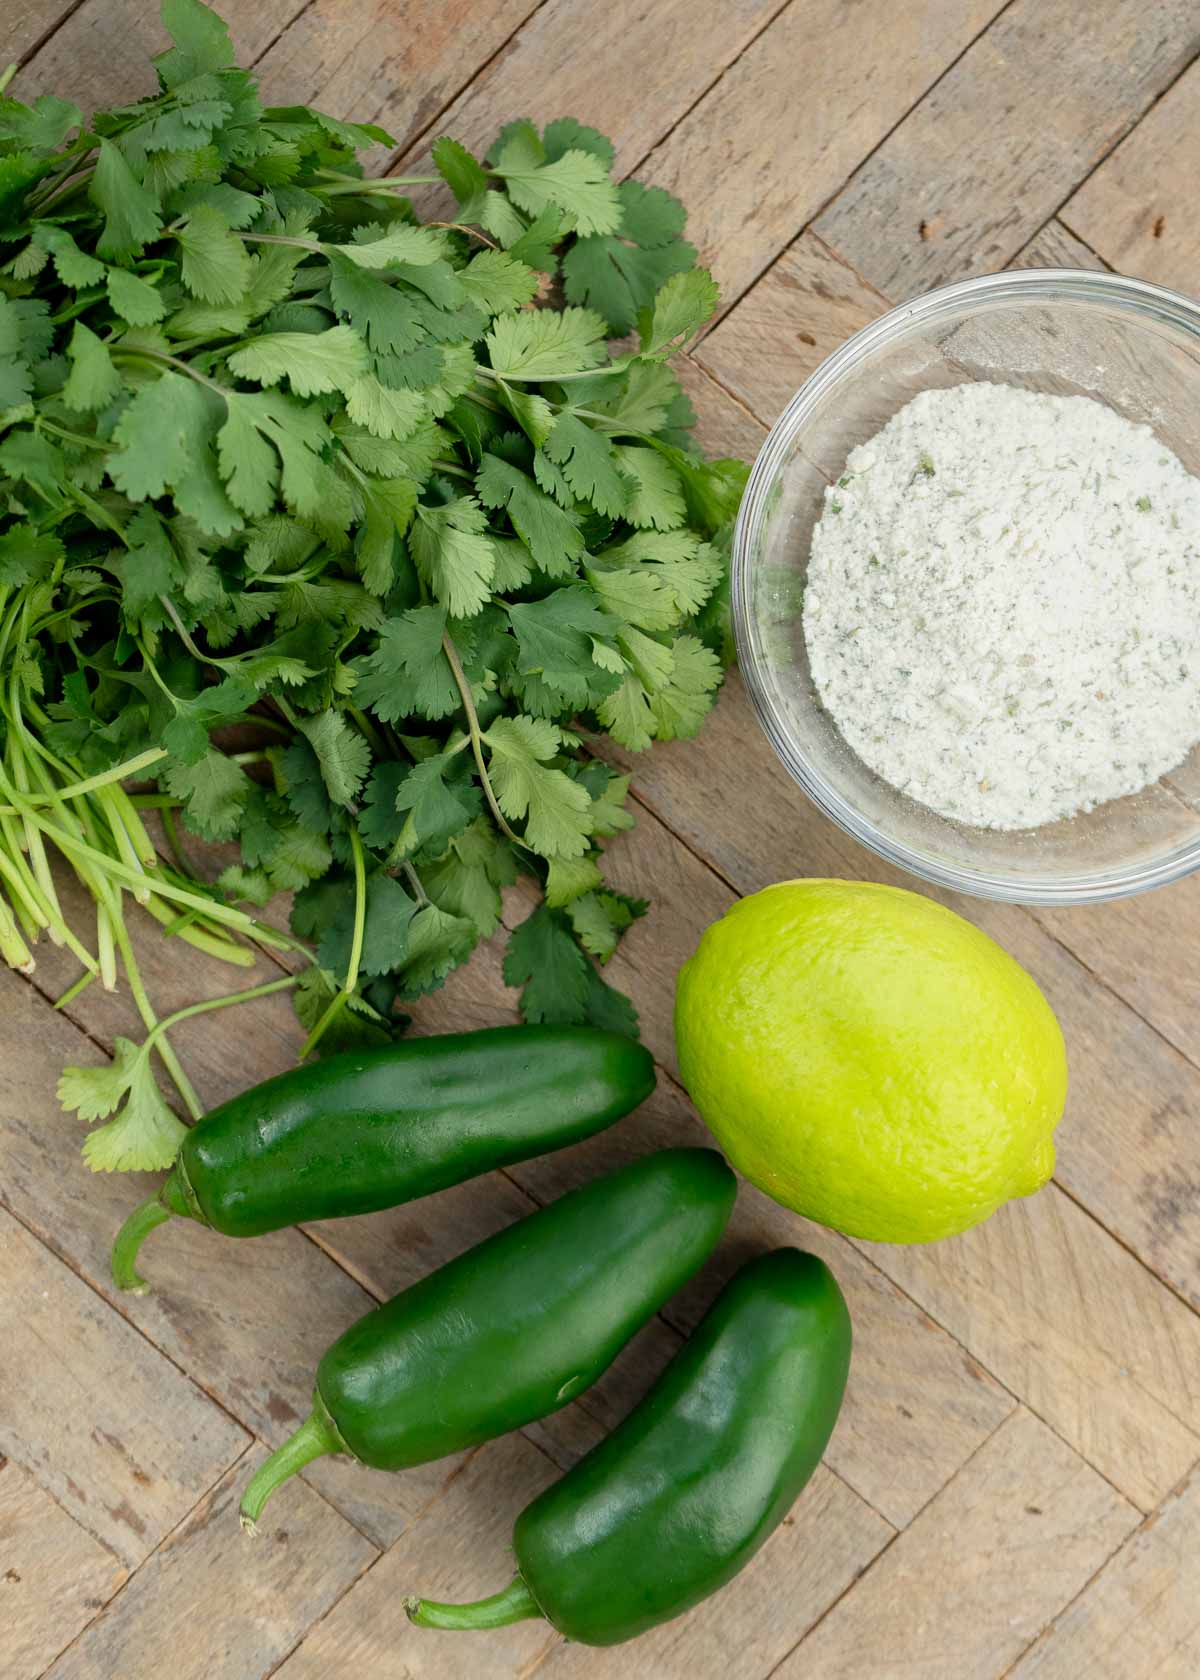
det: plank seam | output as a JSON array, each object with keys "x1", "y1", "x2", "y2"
[
  {"x1": 666, "y1": 0, "x2": 1022, "y2": 337},
  {"x1": 1025, "y1": 214, "x2": 1114, "y2": 271},
  {"x1": 386, "y1": 0, "x2": 555, "y2": 171},
  {"x1": 31, "y1": 1438, "x2": 257, "y2": 1680},
  {"x1": 609, "y1": 773, "x2": 1200, "y2": 1396},
  {"x1": 993, "y1": 1456, "x2": 1200, "y2": 1680},
  {"x1": 1036, "y1": 41, "x2": 1200, "y2": 253},
  {"x1": 12, "y1": 0, "x2": 92, "y2": 69}
]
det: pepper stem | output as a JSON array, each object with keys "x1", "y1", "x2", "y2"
[
  {"x1": 110, "y1": 1164, "x2": 199, "y2": 1294},
  {"x1": 240, "y1": 1397, "x2": 345, "y2": 1533},
  {"x1": 110, "y1": 1194, "x2": 175, "y2": 1294},
  {"x1": 404, "y1": 1576, "x2": 542, "y2": 1631}
]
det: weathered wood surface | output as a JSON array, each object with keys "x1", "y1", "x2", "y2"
[{"x1": 4, "y1": 1, "x2": 1200, "y2": 1676}]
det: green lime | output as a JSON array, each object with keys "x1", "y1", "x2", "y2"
[{"x1": 674, "y1": 879, "x2": 1067, "y2": 1243}]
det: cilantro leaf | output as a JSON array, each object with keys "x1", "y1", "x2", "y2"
[
  {"x1": 485, "y1": 307, "x2": 608, "y2": 381},
  {"x1": 476, "y1": 452, "x2": 584, "y2": 576},
  {"x1": 482, "y1": 714, "x2": 592, "y2": 857},
  {"x1": 398, "y1": 902, "x2": 478, "y2": 996},
  {"x1": 109, "y1": 372, "x2": 211, "y2": 499},
  {"x1": 60, "y1": 1038, "x2": 188, "y2": 1173},
  {"x1": 91, "y1": 139, "x2": 164, "y2": 259},
  {"x1": 421, "y1": 817, "x2": 515, "y2": 937},
  {"x1": 62, "y1": 321, "x2": 121, "y2": 413},
  {"x1": 505, "y1": 585, "x2": 619, "y2": 708},
  {"x1": 503, "y1": 903, "x2": 590, "y2": 1023},
  {"x1": 542, "y1": 412, "x2": 630, "y2": 518},
  {"x1": 107, "y1": 267, "x2": 167, "y2": 326},
  {"x1": 175, "y1": 204, "x2": 252, "y2": 303},
  {"x1": 613, "y1": 444, "x2": 686, "y2": 531},
  {"x1": 410, "y1": 496, "x2": 496, "y2": 617},
  {"x1": 156, "y1": 0, "x2": 236, "y2": 86},
  {"x1": 328, "y1": 224, "x2": 446, "y2": 269},
  {"x1": 494, "y1": 147, "x2": 621, "y2": 238},
  {"x1": 296, "y1": 708, "x2": 371, "y2": 806},
  {"x1": 390, "y1": 751, "x2": 482, "y2": 857},
  {"x1": 354, "y1": 603, "x2": 460, "y2": 722},
  {"x1": 562, "y1": 179, "x2": 695, "y2": 335},
  {"x1": 163, "y1": 748, "x2": 250, "y2": 840},
  {"x1": 637, "y1": 267, "x2": 720, "y2": 358},
  {"x1": 227, "y1": 324, "x2": 366, "y2": 395},
  {"x1": 457, "y1": 249, "x2": 539, "y2": 316},
  {"x1": 567, "y1": 888, "x2": 646, "y2": 963}
]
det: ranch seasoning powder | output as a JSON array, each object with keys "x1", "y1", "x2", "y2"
[{"x1": 803, "y1": 382, "x2": 1200, "y2": 830}]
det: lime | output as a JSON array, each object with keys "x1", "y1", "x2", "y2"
[{"x1": 674, "y1": 879, "x2": 1067, "y2": 1243}]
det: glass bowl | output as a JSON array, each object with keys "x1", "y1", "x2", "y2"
[{"x1": 731, "y1": 268, "x2": 1200, "y2": 905}]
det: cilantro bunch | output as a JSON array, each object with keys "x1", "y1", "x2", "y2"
[{"x1": 0, "y1": 0, "x2": 746, "y2": 1171}]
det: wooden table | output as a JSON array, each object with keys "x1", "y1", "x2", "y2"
[{"x1": 4, "y1": 2, "x2": 1200, "y2": 1675}]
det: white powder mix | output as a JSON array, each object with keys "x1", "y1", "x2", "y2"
[{"x1": 803, "y1": 382, "x2": 1200, "y2": 830}]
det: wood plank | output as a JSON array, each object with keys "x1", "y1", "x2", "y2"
[
  {"x1": 1011, "y1": 217, "x2": 1108, "y2": 271},
  {"x1": 638, "y1": 0, "x2": 1009, "y2": 310},
  {"x1": 675, "y1": 354, "x2": 769, "y2": 465},
  {"x1": 602, "y1": 661, "x2": 1200, "y2": 1316},
  {"x1": 0, "y1": 964, "x2": 467, "y2": 1549},
  {"x1": 273, "y1": 1434, "x2": 562, "y2": 1680},
  {"x1": 814, "y1": 0, "x2": 1200, "y2": 300},
  {"x1": 43, "y1": 1445, "x2": 376, "y2": 1680},
  {"x1": 694, "y1": 231, "x2": 889, "y2": 426},
  {"x1": 1009, "y1": 1467, "x2": 1200, "y2": 1678},
  {"x1": 0, "y1": 1458, "x2": 126, "y2": 1680},
  {"x1": 1034, "y1": 888, "x2": 1200, "y2": 1071},
  {"x1": 775, "y1": 1409, "x2": 1137, "y2": 1680},
  {"x1": 1062, "y1": 58, "x2": 1200, "y2": 292},
  {"x1": 396, "y1": 0, "x2": 794, "y2": 183},
  {"x1": 530, "y1": 1467, "x2": 893, "y2": 1680},
  {"x1": 2, "y1": 1, "x2": 82, "y2": 64},
  {"x1": 0, "y1": 1205, "x2": 248, "y2": 1569},
  {"x1": 591, "y1": 677, "x2": 1200, "y2": 1507},
  {"x1": 254, "y1": 0, "x2": 544, "y2": 168},
  {"x1": 13, "y1": 0, "x2": 304, "y2": 112}
]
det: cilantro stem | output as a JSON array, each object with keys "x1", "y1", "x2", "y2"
[
  {"x1": 433, "y1": 458, "x2": 474, "y2": 481},
  {"x1": 346, "y1": 703, "x2": 386, "y2": 757},
  {"x1": 400, "y1": 860, "x2": 429, "y2": 906},
  {"x1": 312, "y1": 172, "x2": 443, "y2": 193},
  {"x1": 440, "y1": 631, "x2": 526, "y2": 851},
  {"x1": 298, "y1": 823, "x2": 366, "y2": 1060},
  {"x1": 427, "y1": 220, "x2": 500, "y2": 249},
  {"x1": 55, "y1": 968, "x2": 97, "y2": 1010},
  {"x1": 0, "y1": 64, "x2": 17, "y2": 95},
  {"x1": 142, "y1": 894, "x2": 256, "y2": 967},
  {"x1": 0, "y1": 746, "x2": 168, "y2": 814},
  {"x1": 138, "y1": 974, "x2": 299, "y2": 1060},
  {"x1": 37, "y1": 419, "x2": 110, "y2": 452},
  {"x1": 0, "y1": 890, "x2": 33, "y2": 973},
  {"x1": 110, "y1": 912, "x2": 203, "y2": 1122}
]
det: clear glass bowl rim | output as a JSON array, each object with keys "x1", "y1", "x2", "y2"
[{"x1": 730, "y1": 266, "x2": 1200, "y2": 906}]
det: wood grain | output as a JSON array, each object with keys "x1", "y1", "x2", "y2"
[
  {"x1": 638, "y1": 0, "x2": 1009, "y2": 310},
  {"x1": 254, "y1": 0, "x2": 543, "y2": 165},
  {"x1": 1011, "y1": 218, "x2": 1108, "y2": 272},
  {"x1": 2, "y1": 0, "x2": 82, "y2": 63},
  {"x1": 1062, "y1": 58, "x2": 1200, "y2": 292},
  {"x1": 274, "y1": 1434, "x2": 562, "y2": 1680},
  {"x1": 814, "y1": 0, "x2": 1200, "y2": 300},
  {"x1": 12, "y1": 0, "x2": 303, "y2": 110},
  {"x1": 0, "y1": 1459, "x2": 126, "y2": 1680},
  {"x1": 0, "y1": 1204, "x2": 248, "y2": 1569},
  {"x1": 695, "y1": 232, "x2": 889, "y2": 425},
  {"x1": 0, "y1": 962, "x2": 468, "y2": 1549},
  {"x1": 1009, "y1": 1467, "x2": 1200, "y2": 1678},
  {"x1": 775, "y1": 1409, "x2": 1138, "y2": 1680},
  {"x1": 396, "y1": 0, "x2": 794, "y2": 183},
  {"x1": 592, "y1": 676, "x2": 1200, "y2": 1506},
  {"x1": 530, "y1": 1467, "x2": 893, "y2": 1680},
  {"x1": 42, "y1": 1445, "x2": 376, "y2": 1680}
]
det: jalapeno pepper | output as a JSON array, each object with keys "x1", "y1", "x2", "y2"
[
  {"x1": 406, "y1": 1247, "x2": 851, "y2": 1646},
  {"x1": 111, "y1": 1025, "x2": 655, "y2": 1293},
  {"x1": 238, "y1": 1147, "x2": 736, "y2": 1528}
]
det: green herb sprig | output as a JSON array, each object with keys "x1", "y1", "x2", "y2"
[{"x1": 0, "y1": 0, "x2": 747, "y2": 1170}]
